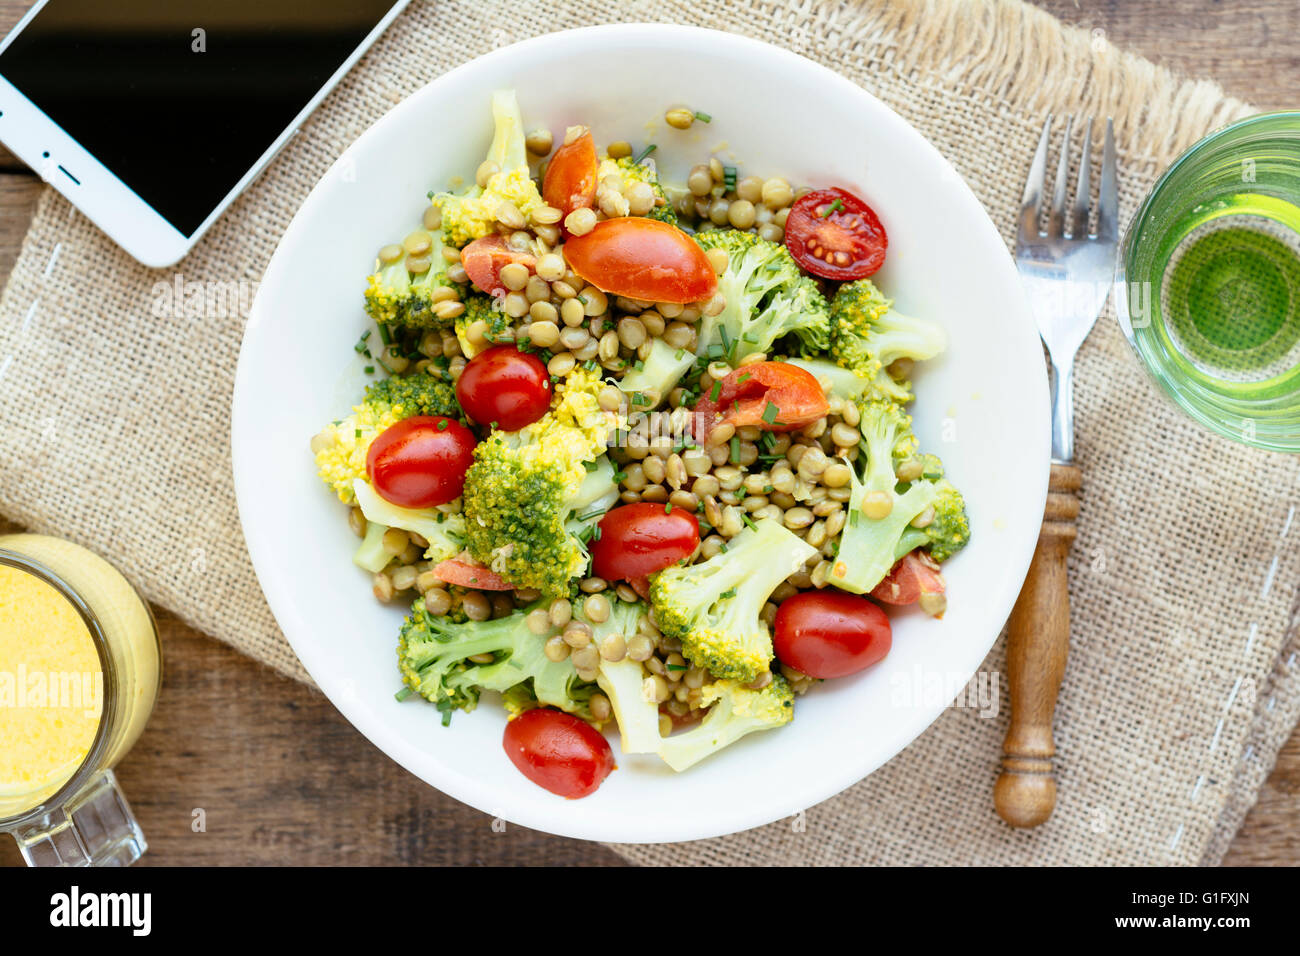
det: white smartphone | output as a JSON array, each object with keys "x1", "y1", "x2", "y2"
[{"x1": 0, "y1": 0, "x2": 409, "y2": 266}]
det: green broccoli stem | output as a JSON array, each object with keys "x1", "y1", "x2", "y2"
[
  {"x1": 618, "y1": 338, "x2": 696, "y2": 408},
  {"x1": 353, "y1": 521, "x2": 391, "y2": 573}
]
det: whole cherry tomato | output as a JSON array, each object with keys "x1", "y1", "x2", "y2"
[
  {"x1": 589, "y1": 503, "x2": 700, "y2": 582},
  {"x1": 502, "y1": 707, "x2": 615, "y2": 798},
  {"x1": 455, "y1": 345, "x2": 552, "y2": 431},
  {"x1": 563, "y1": 218, "x2": 717, "y2": 304},
  {"x1": 784, "y1": 187, "x2": 888, "y2": 280},
  {"x1": 542, "y1": 128, "x2": 598, "y2": 228},
  {"x1": 774, "y1": 590, "x2": 892, "y2": 679},
  {"x1": 366, "y1": 415, "x2": 476, "y2": 508},
  {"x1": 460, "y1": 235, "x2": 536, "y2": 297},
  {"x1": 693, "y1": 361, "x2": 829, "y2": 439}
]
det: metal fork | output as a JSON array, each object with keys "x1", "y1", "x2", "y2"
[{"x1": 995, "y1": 116, "x2": 1118, "y2": 829}]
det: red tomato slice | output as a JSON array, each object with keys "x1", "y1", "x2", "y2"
[
  {"x1": 455, "y1": 345, "x2": 552, "y2": 431},
  {"x1": 774, "y1": 590, "x2": 892, "y2": 679},
  {"x1": 431, "y1": 555, "x2": 515, "y2": 591},
  {"x1": 542, "y1": 129, "x2": 598, "y2": 227},
  {"x1": 589, "y1": 503, "x2": 700, "y2": 582},
  {"x1": 784, "y1": 187, "x2": 888, "y2": 280},
  {"x1": 693, "y1": 361, "x2": 829, "y2": 439},
  {"x1": 870, "y1": 551, "x2": 946, "y2": 605},
  {"x1": 366, "y1": 415, "x2": 476, "y2": 508},
  {"x1": 502, "y1": 707, "x2": 615, "y2": 798},
  {"x1": 563, "y1": 218, "x2": 717, "y2": 304},
  {"x1": 461, "y1": 235, "x2": 537, "y2": 297}
]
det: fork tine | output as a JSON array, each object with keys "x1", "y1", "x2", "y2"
[
  {"x1": 1096, "y1": 118, "x2": 1118, "y2": 241},
  {"x1": 1071, "y1": 118, "x2": 1093, "y2": 237},
  {"x1": 1018, "y1": 115, "x2": 1052, "y2": 240},
  {"x1": 1046, "y1": 115, "x2": 1072, "y2": 237}
]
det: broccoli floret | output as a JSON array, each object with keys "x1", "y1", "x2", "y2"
[
  {"x1": 829, "y1": 279, "x2": 947, "y2": 404},
  {"x1": 363, "y1": 232, "x2": 458, "y2": 329},
  {"x1": 826, "y1": 399, "x2": 942, "y2": 595},
  {"x1": 617, "y1": 337, "x2": 697, "y2": 409},
  {"x1": 431, "y1": 90, "x2": 543, "y2": 247},
  {"x1": 351, "y1": 478, "x2": 467, "y2": 571},
  {"x1": 599, "y1": 155, "x2": 678, "y2": 225},
  {"x1": 313, "y1": 371, "x2": 461, "y2": 503},
  {"x1": 461, "y1": 367, "x2": 621, "y2": 595},
  {"x1": 896, "y1": 478, "x2": 970, "y2": 562},
  {"x1": 454, "y1": 291, "x2": 510, "y2": 359},
  {"x1": 650, "y1": 517, "x2": 817, "y2": 683},
  {"x1": 658, "y1": 675, "x2": 794, "y2": 772},
  {"x1": 692, "y1": 230, "x2": 830, "y2": 362},
  {"x1": 397, "y1": 597, "x2": 593, "y2": 724}
]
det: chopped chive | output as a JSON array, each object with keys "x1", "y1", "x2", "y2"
[
  {"x1": 693, "y1": 110, "x2": 712, "y2": 123},
  {"x1": 613, "y1": 470, "x2": 627, "y2": 482},
  {"x1": 719, "y1": 542, "x2": 728, "y2": 553},
  {"x1": 763, "y1": 485, "x2": 774, "y2": 494},
  {"x1": 719, "y1": 588, "x2": 737, "y2": 600},
  {"x1": 737, "y1": 372, "x2": 751, "y2": 385},
  {"x1": 634, "y1": 359, "x2": 645, "y2": 371},
  {"x1": 674, "y1": 348, "x2": 686, "y2": 360},
  {"x1": 730, "y1": 435, "x2": 740, "y2": 464},
  {"x1": 363, "y1": 365, "x2": 375, "y2": 374},
  {"x1": 395, "y1": 686, "x2": 413, "y2": 702},
  {"x1": 719, "y1": 324, "x2": 732, "y2": 355},
  {"x1": 355, "y1": 428, "x2": 362, "y2": 438},
  {"x1": 666, "y1": 663, "x2": 688, "y2": 672},
  {"x1": 723, "y1": 165, "x2": 737, "y2": 191},
  {"x1": 576, "y1": 507, "x2": 607, "y2": 522},
  {"x1": 633, "y1": 143, "x2": 658, "y2": 165},
  {"x1": 664, "y1": 503, "x2": 673, "y2": 514},
  {"x1": 353, "y1": 329, "x2": 372, "y2": 352},
  {"x1": 707, "y1": 343, "x2": 724, "y2": 359},
  {"x1": 710, "y1": 380, "x2": 722, "y2": 402},
  {"x1": 741, "y1": 512, "x2": 758, "y2": 531},
  {"x1": 377, "y1": 323, "x2": 393, "y2": 345},
  {"x1": 761, "y1": 401, "x2": 780, "y2": 424},
  {"x1": 632, "y1": 391, "x2": 645, "y2": 406},
  {"x1": 821, "y1": 198, "x2": 844, "y2": 217}
]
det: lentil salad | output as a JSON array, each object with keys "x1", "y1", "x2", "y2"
[{"x1": 309, "y1": 90, "x2": 970, "y2": 797}]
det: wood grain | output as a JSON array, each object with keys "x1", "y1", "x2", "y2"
[
  {"x1": 1, "y1": 0, "x2": 1298, "y2": 865},
  {"x1": 996, "y1": 463, "x2": 1080, "y2": 828}
]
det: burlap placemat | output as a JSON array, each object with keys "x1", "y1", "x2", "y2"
[{"x1": 1, "y1": 0, "x2": 1297, "y2": 865}]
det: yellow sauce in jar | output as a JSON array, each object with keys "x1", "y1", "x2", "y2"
[{"x1": 0, "y1": 535, "x2": 160, "y2": 819}]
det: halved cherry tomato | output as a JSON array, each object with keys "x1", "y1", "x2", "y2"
[
  {"x1": 366, "y1": 415, "x2": 476, "y2": 509},
  {"x1": 431, "y1": 555, "x2": 514, "y2": 591},
  {"x1": 590, "y1": 503, "x2": 700, "y2": 582},
  {"x1": 563, "y1": 218, "x2": 717, "y2": 304},
  {"x1": 455, "y1": 345, "x2": 552, "y2": 431},
  {"x1": 774, "y1": 590, "x2": 892, "y2": 679},
  {"x1": 503, "y1": 707, "x2": 615, "y2": 799},
  {"x1": 784, "y1": 187, "x2": 888, "y2": 280},
  {"x1": 461, "y1": 235, "x2": 537, "y2": 297},
  {"x1": 693, "y1": 361, "x2": 829, "y2": 439},
  {"x1": 542, "y1": 129, "x2": 597, "y2": 228},
  {"x1": 871, "y1": 551, "x2": 946, "y2": 605}
]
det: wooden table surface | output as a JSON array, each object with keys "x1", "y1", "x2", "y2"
[{"x1": 2, "y1": 0, "x2": 1298, "y2": 866}]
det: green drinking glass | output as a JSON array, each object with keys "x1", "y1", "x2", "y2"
[{"x1": 1116, "y1": 112, "x2": 1300, "y2": 452}]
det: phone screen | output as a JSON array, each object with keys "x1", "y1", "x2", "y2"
[{"x1": 0, "y1": 0, "x2": 400, "y2": 236}]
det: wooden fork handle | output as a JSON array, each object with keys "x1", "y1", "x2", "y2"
[{"x1": 994, "y1": 463, "x2": 1080, "y2": 828}]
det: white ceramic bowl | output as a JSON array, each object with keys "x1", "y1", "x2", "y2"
[{"x1": 233, "y1": 24, "x2": 1049, "y2": 843}]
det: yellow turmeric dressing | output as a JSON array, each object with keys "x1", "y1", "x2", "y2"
[{"x1": 0, "y1": 565, "x2": 102, "y2": 818}]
